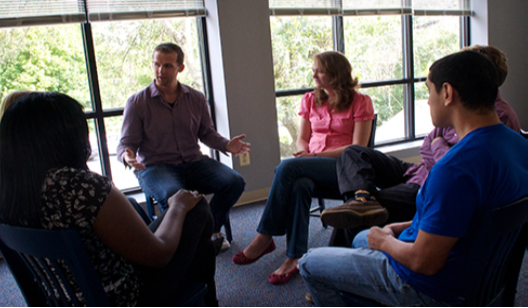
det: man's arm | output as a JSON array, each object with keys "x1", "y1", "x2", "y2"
[
  {"x1": 117, "y1": 97, "x2": 144, "y2": 166},
  {"x1": 195, "y1": 95, "x2": 230, "y2": 154},
  {"x1": 419, "y1": 127, "x2": 456, "y2": 171},
  {"x1": 383, "y1": 221, "x2": 412, "y2": 238},
  {"x1": 368, "y1": 227, "x2": 458, "y2": 275}
]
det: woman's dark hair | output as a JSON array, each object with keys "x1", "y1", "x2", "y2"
[
  {"x1": 0, "y1": 92, "x2": 90, "y2": 226},
  {"x1": 429, "y1": 51, "x2": 498, "y2": 113}
]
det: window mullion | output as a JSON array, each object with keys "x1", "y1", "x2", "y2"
[
  {"x1": 81, "y1": 22, "x2": 112, "y2": 179},
  {"x1": 197, "y1": 16, "x2": 219, "y2": 161},
  {"x1": 460, "y1": 15, "x2": 470, "y2": 48},
  {"x1": 332, "y1": 15, "x2": 344, "y2": 53},
  {"x1": 402, "y1": 14, "x2": 415, "y2": 140}
]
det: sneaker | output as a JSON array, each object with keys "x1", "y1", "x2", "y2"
[
  {"x1": 320, "y1": 200, "x2": 388, "y2": 229},
  {"x1": 212, "y1": 232, "x2": 230, "y2": 253},
  {"x1": 221, "y1": 237, "x2": 230, "y2": 251}
]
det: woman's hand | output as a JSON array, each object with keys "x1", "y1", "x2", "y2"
[
  {"x1": 168, "y1": 190, "x2": 204, "y2": 214},
  {"x1": 293, "y1": 150, "x2": 316, "y2": 158}
]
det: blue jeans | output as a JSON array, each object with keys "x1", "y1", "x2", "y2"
[
  {"x1": 256, "y1": 157, "x2": 342, "y2": 259},
  {"x1": 299, "y1": 230, "x2": 449, "y2": 306},
  {"x1": 137, "y1": 157, "x2": 245, "y2": 233}
]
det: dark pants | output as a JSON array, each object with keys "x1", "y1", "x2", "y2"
[
  {"x1": 256, "y1": 157, "x2": 342, "y2": 259},
  {"x1": 137, "y1": 157, "x2": 245, "y2": 233},
  {"x1": 330, "y1": 145, "x2": 420, "y2": 247},
  {"x1": 132, "y1": 199, "x2": 217, "y2": 306}
]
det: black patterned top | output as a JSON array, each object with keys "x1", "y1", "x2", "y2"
[{"x1": 39, "y1": 167, "x2": 139, "y2": 306}]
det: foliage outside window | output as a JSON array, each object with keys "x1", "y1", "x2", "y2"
[
  {"x1": 271, "y1": 16, "x2": 333, "y2": 157},
  {"x1": 0, "y1": 25, "x2": 90, "y2": 109}
]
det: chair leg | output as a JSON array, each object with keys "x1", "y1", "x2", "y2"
[
  {"x1": 145, "y1": 195, "x2": 154, "y2": 221},
  {"x1": 224, "y1": 214, "x2": 233, "y2": 243},
  {"x1": 318, "y1": 198, "x2": 327, "y2": 228}
]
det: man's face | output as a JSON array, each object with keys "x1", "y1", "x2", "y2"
[
  {"x1": 152, "y1": 51, "x2": 184, "y2": 88},
  {"x1": 426, "y1": 75, "x2": 448, "y2": 128}
]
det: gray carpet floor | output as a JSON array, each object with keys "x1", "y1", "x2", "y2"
[{"x1": 1, "y1": 199, "x2": 527, "y2": 306}]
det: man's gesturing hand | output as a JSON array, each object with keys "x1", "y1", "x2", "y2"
[
  {"x1": 226, "y1": 134, "x2": 251, "y2": 156},
  {"x1": 124, "y1": 148, "x2": 146, "y2": 171}
]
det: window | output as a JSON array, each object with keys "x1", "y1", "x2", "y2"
[
  {"x1": 0, "y1": 24, "x2": 90, "y2": 109},
  {"x1": 91, "y1": 18, "x2": 204, "y2": 111},
  {"x1": 413, "y1": 15, "x2": 462, "y2": 137},
  {"x1": 271, "y1": 16, "x2": 333, "y2": 157},
  {"x1": 0, "y1": 0, "x2": 210, "y2": 192},
  {"x1": 269, "y1": 0, "x2": 471, "y2": 158}
]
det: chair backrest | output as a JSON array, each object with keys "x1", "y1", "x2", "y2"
[
  {"x1": 0, "y1": 224, "x2": 109, "y2": 306},
  {"x1": 368, "y1": 114, "x2": 377, "y2": 149},
  {"x1": 458, "y1": 196, "x2": 528, "y2": 306},
  {"x1": 521, "y1": 128, "x2": 528, "y2": 139}
]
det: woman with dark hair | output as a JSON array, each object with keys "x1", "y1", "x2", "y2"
[
  {"x1": 0, "y1": 92, "x2": 217, "y2": 306},
  {"x1": 232, "y1": 51, "x2": 375, "y2": 284}
]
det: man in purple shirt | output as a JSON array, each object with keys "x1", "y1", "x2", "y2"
[
  {"x1": 117, "y1": 43, "x2": 250, "y2": 251},
  {"x1": 321, "y1": 45, "x2": 521, "y2": 247}
]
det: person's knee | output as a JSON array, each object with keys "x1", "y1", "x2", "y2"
[
  {"x1": 229, "y1": 172, "x2": 245, "y2": 194},
  {"x1": 186, "y1": 198, "x2": 213, "y2": 225},
  {"x1": 298, "y1": 249, "x2": 325, "y2": 280},
  {"x1": 291, "y1": 177, "x2": 314, "y2": 196},
  {"x1": 352, "y1": 230, "x2": 370, "y2": 248},
  {"x1": 274, "y1": 159, "x2": 299, "y2": 177},
  {"x1": 344, "y1": 144, "x2": 365, "y2": 156}
]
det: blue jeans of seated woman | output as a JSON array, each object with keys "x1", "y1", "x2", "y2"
[
  {"x1": 137, "y1": 156, "x2": 245, "y2": 233},
  {"x1": 299, "y1": 230, "x2": 450, "y2": 307},
  {"x1": 256, "y1": 157, "x2": 342, "y2": 259}
]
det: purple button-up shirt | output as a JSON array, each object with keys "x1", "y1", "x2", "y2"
[
  {"x1": 404, "y1": 92, "x2": 521, "y2": 186},
  {"x1": 117, "y1": 80, "x2": 229, "y2": 167}
]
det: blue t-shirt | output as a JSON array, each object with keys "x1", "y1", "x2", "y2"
[{"x1": 386, "y1": 124, "x2": 528, "y2": 304}]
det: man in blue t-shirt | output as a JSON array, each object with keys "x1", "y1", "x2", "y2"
[{"x1": 299, "y1": 51, "x2": 528, "y2": 306}]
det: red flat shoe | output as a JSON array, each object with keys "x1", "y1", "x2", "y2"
[
  {"x1": 232, "y1": 239, "x2": 276, "y2": 265},
  {"x1": 268, "y1": 267, "x2": 299, "y2": 285}
]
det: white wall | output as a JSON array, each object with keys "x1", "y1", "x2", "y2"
[
  {"x1": 205, "y1": 0, "x2": 280, "y2": 204},
  {"x1": 471, "y1": 0, "x2": 528, "y2": 130}
]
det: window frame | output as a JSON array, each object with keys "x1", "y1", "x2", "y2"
[{"x1": 272, "y1": 13, "x2": 470, "y2": 148}]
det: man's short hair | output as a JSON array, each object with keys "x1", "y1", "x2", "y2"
[
  {"x1": 429, "y1": 51, "x2": 498, "y2": 112},
  {"x1": 153, "y1": 43, "x2": 184, "y2": 65}
]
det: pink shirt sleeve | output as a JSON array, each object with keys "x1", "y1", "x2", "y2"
[
  {"x1": 298, "y1": 92, "x2": 312, "y2": 120},
  {"x1": 350, "y1": 92, "x2": 375, "y2": 122}
]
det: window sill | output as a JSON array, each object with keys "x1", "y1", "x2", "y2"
[{"x1": 375, "y1": 139, "x2": 422, "y2": 162}]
